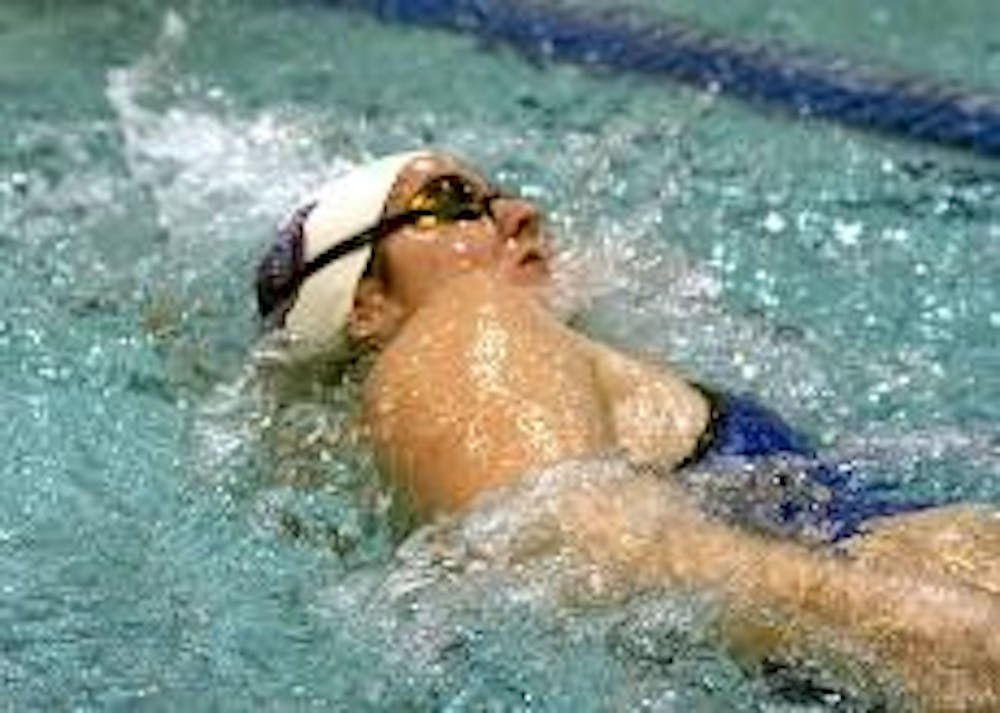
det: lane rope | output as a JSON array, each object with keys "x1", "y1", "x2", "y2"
[{"x1": 353, "y1": 0, "x2": 1000, "y2": 158}]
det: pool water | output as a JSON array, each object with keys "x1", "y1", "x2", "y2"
[{"x1": 2, "y1": 0, "x2": 998, "y2": 709}]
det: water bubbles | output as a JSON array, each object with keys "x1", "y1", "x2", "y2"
[
  {"x1": 730, "y1": 350, "x2": 759, "y2": 381},
  {"x1": 518, "y1": 183, "x2": 546, "y2": 200},
  {"x1": 762, "y1": 210, "x2": 787, "y2": 234},
  {"x1": 832, "y1": 218, "x2": 863, "y2": 247},
  {"x1": 881, "y1": 227, "x2": 909, "y2": 244},
  {"x1": 9, "y1": 171, "x2": 29, "y2": 192},
  {"x1": 719, "y1": 184, "x2": 746, "y2": 200},
  {"x1": 795, "y1": 209, "x2": 819, "y2": 232},
  {"x1": 934, "y1": 305, "x2": 954, "y2": 322}
]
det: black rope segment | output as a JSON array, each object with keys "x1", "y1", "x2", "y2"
[{"x1": 346, "y1": 0, "x2": 1000, "y2": 158}]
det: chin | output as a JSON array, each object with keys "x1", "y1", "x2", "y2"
[{"x1": 500, "y1": 265, "x2": 558, "y2": 314}]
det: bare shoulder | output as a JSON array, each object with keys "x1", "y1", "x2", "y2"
[{"x1": 582, "y1": 339, "x2": 711, "y2": 467}]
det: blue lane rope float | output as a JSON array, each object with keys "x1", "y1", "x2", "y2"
[{"x1": 344, "y1": 0, "x2": 1000, "y2": 158}]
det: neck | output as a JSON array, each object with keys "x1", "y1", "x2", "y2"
[{"x1": 362, "y1": 272, "x2": 616, "y2": 518}]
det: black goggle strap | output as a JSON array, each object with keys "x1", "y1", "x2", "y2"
[
  {"x1": 297, "y1": 208, "x2": 428, "y2": 284},
  {"x1": 299, "y1": 179, "x2": 500, "y2": 283}
]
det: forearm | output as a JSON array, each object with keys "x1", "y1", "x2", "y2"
[
  {"x1": 709, "y1": 534, "x2": 1000, "y2": 709},
  {"x1": 557, "y1": 476, "x2": 1000, "y2": 709}
]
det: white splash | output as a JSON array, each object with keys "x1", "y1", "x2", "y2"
[{"x1": 104, "y1": 10, "x2": 343, "y2": 259}]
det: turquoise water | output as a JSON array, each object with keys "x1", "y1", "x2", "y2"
[{"x1": 2, "y1": 0, "x2": 999, "y2": 709}]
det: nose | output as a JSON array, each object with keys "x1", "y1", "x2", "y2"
[{"x1": 492, "y1": 197, "x2": 540, "y2": 245}]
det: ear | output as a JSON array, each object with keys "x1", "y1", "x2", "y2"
[{"x1": 347, "y1": 276, "x2": 405, "y2": 346}]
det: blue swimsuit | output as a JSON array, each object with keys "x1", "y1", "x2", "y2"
[{"x1": 683, "y1": 391, "x2": 934, "y2": 542}]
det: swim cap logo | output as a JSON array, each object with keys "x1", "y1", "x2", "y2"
[{"x1": 255, "y1": 201, "x2": 316, "y2": 328}]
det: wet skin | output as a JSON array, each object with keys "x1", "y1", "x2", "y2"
[
  {"x1": 343, "y1": 154, "x2": 1000, "y2": 709},
  {"x1": 354, "y1": 154, "x2": 710, "y2": 515}
]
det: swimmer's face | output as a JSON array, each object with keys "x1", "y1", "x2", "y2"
[{"x1": 349, "y1": 155, "x2": 553, "y2": 343}]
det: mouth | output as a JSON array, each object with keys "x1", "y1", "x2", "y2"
[
  {"x1": 506, "y1": 244, "x2": 551, "y2": 286},
  {"x1": 517, "y1": 247, "x2": 547, "y2": 268}
]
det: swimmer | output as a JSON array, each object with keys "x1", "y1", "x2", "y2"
[{"x1": 255, "y1": 151, "x2": 1000, "y2": 709}]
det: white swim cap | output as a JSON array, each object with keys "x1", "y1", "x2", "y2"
[{"x1": 255, "y1": 150, "x2": 430, "y2": 358}]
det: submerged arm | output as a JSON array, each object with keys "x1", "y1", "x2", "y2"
[{"x1": 553, "y1": 472, "x2": 1000, "y2": 709}]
